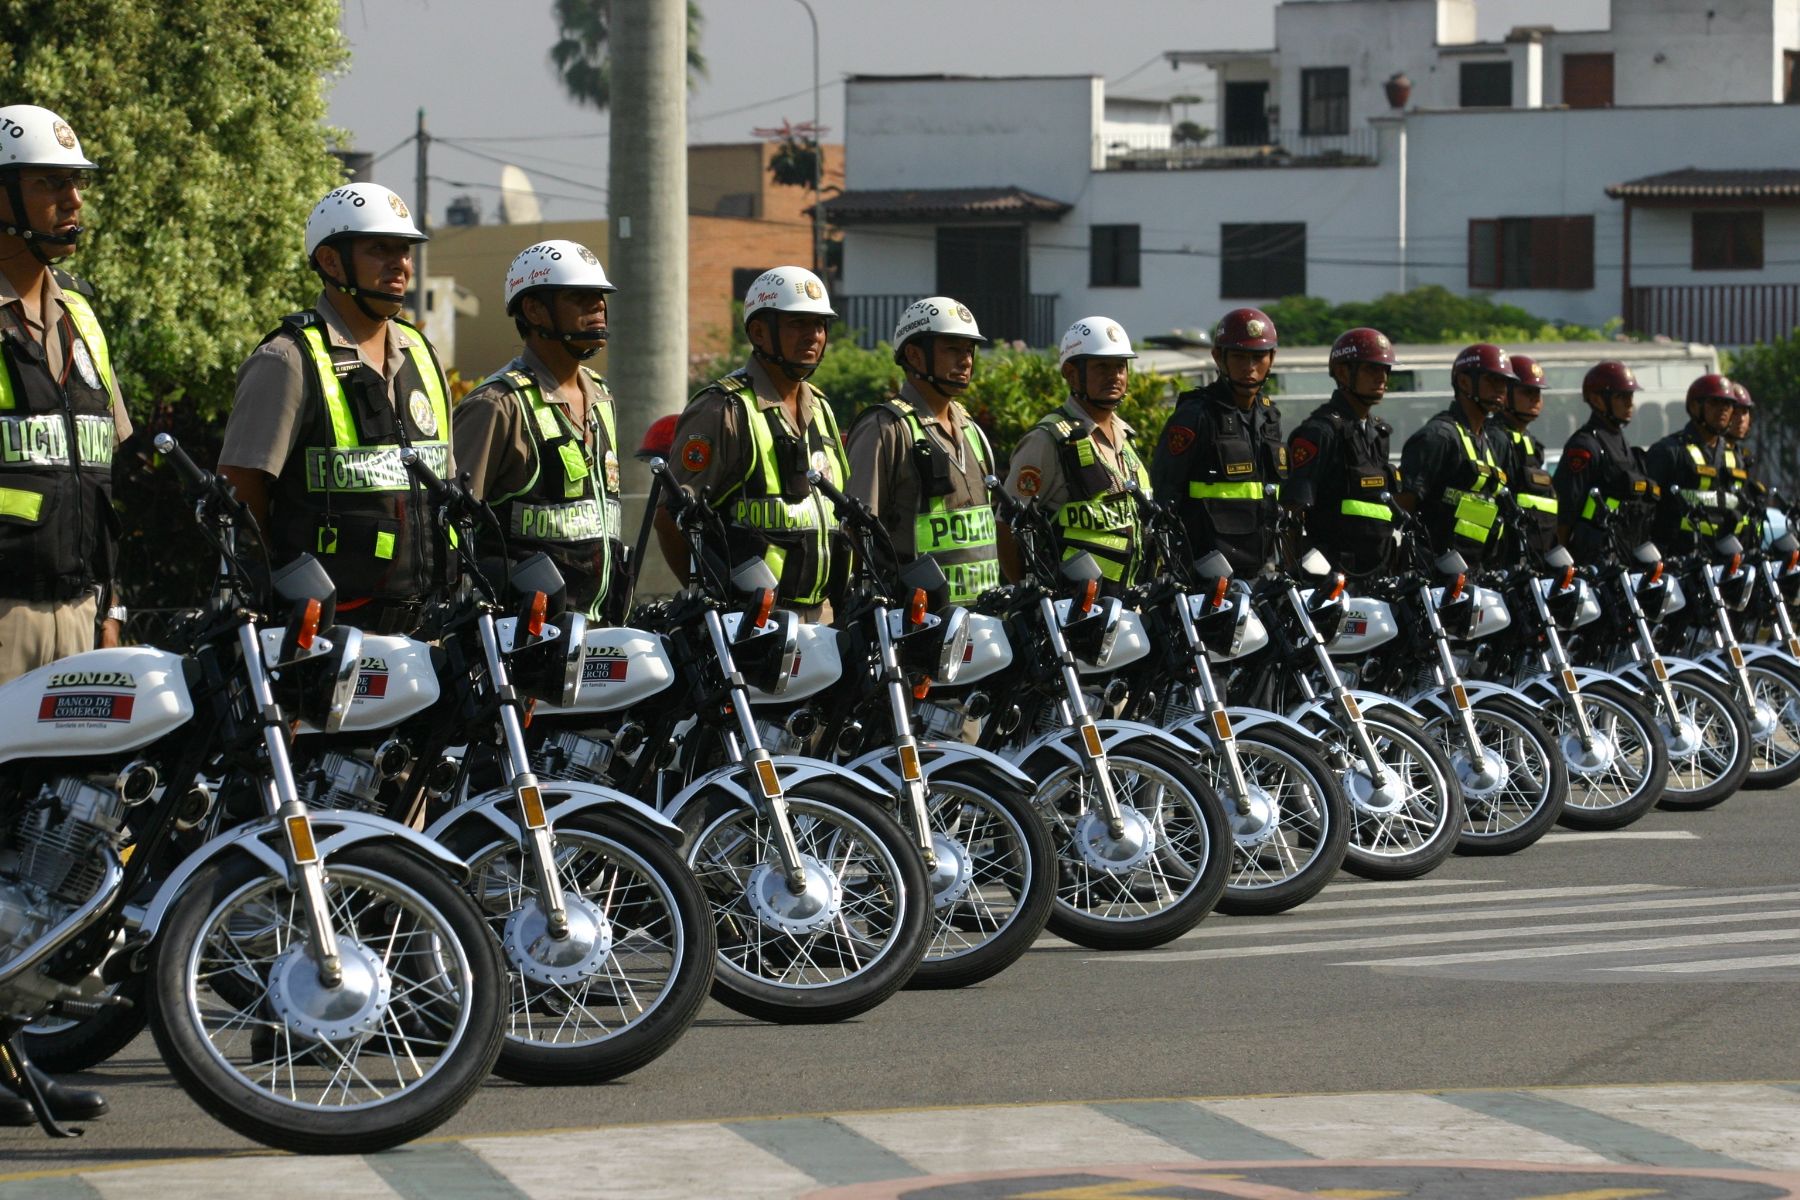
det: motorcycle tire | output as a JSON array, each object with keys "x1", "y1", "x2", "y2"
[
  {"x1": 1316, "y1": 710, "x2": 1464, "y2": 881},
  {"x1": 441, "y1": 810, "x2": 715, "y2": 1085},
  {"x1": 1208, "y1": 727, "x2": 1351, "y2": 916},
  {"x1": 1740, "y1": 656, "x2": 1800, "y2": 790},
  {"x1": 21, "y1": 974, "x2": 148, "y2": 1074},
  {"x1": 905, "y1": 764, "x2": 1055, "y2": 990},
  {"x1": 1655, "y1": 671, "x2": 1754, "y2": 809},
  {"x1": 1023, "y1": 737, "x2": 1231, "y2": 951},
  {"x1": 1429, "y1": 697, "x2": 1567, "y2": 857},
  {"x1": 1554, "y1": 683, "x2": 1669, "y2": 830},
  {"x1": 679, "y1": 778, "x2": 931, "y2": 1024},
  {"x1": 147, "y1": 844, "x2": 507, "y2": 1155}
]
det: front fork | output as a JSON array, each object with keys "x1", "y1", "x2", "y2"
[
  {"x1": 1614, "y1": 571, "x2": 1685, "y2": 722},
  {"x1": 1526, "y1": 579, "x2": 1598, "y2": 752},
  {"x1": 477, "y1": 613, "x2": 569, "y2": 937},
  {"x1": 1416, "y1": 583, "x2": 1492, "y2": 776},
  {"x1": 1699, "y1": 567, "x2": 1760, "y2": 707},
  {"x1": 1174, "y1": 592, "x2": 1251, "y2": 814},
  {"x1": 1038, "y1": 595, "x2": 1125, "y2": 836},
  {"x1": 872, "y1": 606, "x2": 938, "y2": 866},
  {"x1": 1760, "y1": 560, "x2": 1800, "y2": 662},
  {"x1": 1284, "y1": 586, "x2": 1393, "y2": 788}
]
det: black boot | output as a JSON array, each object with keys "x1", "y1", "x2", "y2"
[{"x1": 1, "y1": 1063, "x2": 108, "y2": 1122}]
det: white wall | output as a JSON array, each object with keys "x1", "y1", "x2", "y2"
[
  {"x1": 1274, "y1": 0, "x2": 1472, "y2": 127},
  {"x1": 1544, "y1": 0, "x2": 1794, "y2": 106},
  {"x1": 1628, "y1": 206, "x2": 1800, "y2": 286}
]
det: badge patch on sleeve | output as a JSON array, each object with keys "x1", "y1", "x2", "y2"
[
  {"x1": 1290, "y1": 437, "x2": 1319, "y2": 469},
  {"x1": 680, "y1": 436, "x2": 712, "y2": 472},
  {"x1": 1016, "y1": 467, "x2": 1043, "y2": 497},
  {"x1": 1165, "y1": 426, "x2": 1196, "y2": 456},
  {"x1": 1563, "y1": 447, "x2": 1593, "y2": 474}
]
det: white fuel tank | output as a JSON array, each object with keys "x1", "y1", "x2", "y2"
[
  {"x1": 541, "y1": 626, "x2": 677, "y2": 715},
  {"x1": 743, "y1": 620, "x2": 842, "y2": 702},
  {"x1": 0, "y1": 647, "x2": 193, "y2": 761},
  {"x1": 1329, "y1": 596, "x2": 1401, "y2": 656},
  {"x1": 953, "y1": 613, "x2": 1014, "y2": 684},
  {"x1": 264, "y1": 631, "x2": 441, "y2": 735},
  {"x1": 1452, "y1": 585, "x2": 1512, "y2": 640}
]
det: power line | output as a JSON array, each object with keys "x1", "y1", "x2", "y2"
[
  {"x1": 436, "y1": 138, "x2": 610, "y2": 197},
  {"x1": 430, "y1": 174, "x2": 608, "y2": 211}
]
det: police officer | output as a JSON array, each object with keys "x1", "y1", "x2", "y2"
[
  {"x1": 1553, "y1": 361, "x2": 1659, "y2": 565},
  {"x1": 1644, "y1": 374, "x2": 1745, "y2": 557},
  {"x1": 1398, "y1": 343, "x2": 1513, "y2": 567},
  {"x1": 453, "y1": 240, "x2": 624, "y2": 619},
  {"x1": 1150, "y1": 307, "x2": 1284, "y2": 576},
  {"x1": 0, "y1": 103, "x2": 116, "y2": 1126},
  {"x1": 0, "y1": 105, "x2": 130, "y2": 683},
  {"x1": 219, "y1": 183, "x2": 452, "y2": 634},
  {"x1": 844, "y1": 296, "x2": 998, "y2": 602},
  {"x1": 1726, "y1": 382, "x2": 1766, "y2": 511},
  {"x1": 1285, "y1": 328, "x2": 1400, "y2": 578},
  {"x1": 1000, "y1": 316, "x2": 1150, "y2": 589},
  {"x1": 1492, "y1": 353, "x2": 1561, "y2": 562},
  {"x1": 653, "y1": 266, "x2": 847, "y2": 619}
]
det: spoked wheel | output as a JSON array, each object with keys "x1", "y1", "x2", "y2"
[
  {"x1": 147, "y1": 845, "x2": 506, "y2": 1155},
  {"x1": 1655, "y1": 672, "x2": 1753, "y2": 809},
  {"x1": 906, "y1": 766, "x2": 1054, "y2": 990},
  {"x1": 1552, "y1": 684, "x2": 1669, "y2": 830},
  {"x1": 1207, "y1": 727, "x2": 1350, "y2": 916},
  {"x1": 1740, "y1": 657, "x2": 1800, "y2": 790},
  {"x1": 443, "y1": 811, "x2": 714, "y2": 1084},
  {"x1": 680, "y1": 781, "x2": 930, "y2": 1024},
  {"x1": 22, "y1": 973, "x2": 148, "y2": 1073},
  {"x1": 1022, "y1": 738, "x2": 1231, "y2": 950},
  {"x1": 1313, "y1": 712, "x2": 1463, "y2": 880},
  {"x1": 1426, "y1": 699, "x2": 1567, "y2": 857}
]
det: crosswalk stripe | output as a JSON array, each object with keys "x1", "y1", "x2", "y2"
[
  {"x1": 0, "y1": 1179, "x2": 104, "y2": 1200},
  {"x1": 1109, "y1": 907, "x2": 1800, "y2": 964},
  {"x1": 1341, "y1": 927, "x2": 1800, "y2": 968},
  {"x1": 1436, "y1": 1090, "x2": 1758, "y2": 1170},
  {"x1": 834, "y1": 1104, "x2": 1186, "y2": 1176},
  {"x1": 1547, "y1": 1085, "x2": 1800, "y2": 1171},
  {"x1": 1194, "y1": 1093, "x2": 1611, "y2": 1164},
  {"x1": 1201, "y1": 888, "x2": 1800, "y2": 940},
  {"x1": 83, "y1": 1156, "x2": 402, "y2": 1200},
  {"x1": 463, "y1": 1124, "x2": 820, "y2": 1200},
  {"x1": 1538, "y1": 831, "x2": 1701, "y2": 842},
  {"x1": 1294, "y1": 885, "x2": 1673, "y2": 913},
  {"x1": 1091, "y1": 1100, "x2": 1313, "y2": 1161},
  {"x1": 723, "y1": 1115, "x2": 919, "y2": 1186},
  {"x1": 1599, "y1": 953, "x2": 1800, "y2": 974},
  {"x1": 364, "y1": 1145, "x2": 533, "y2": 1200}
]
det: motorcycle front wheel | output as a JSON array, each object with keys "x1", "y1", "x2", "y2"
[
  {"x1": 1740, "y1": 657, "x2": 1800, "y2": 790},
  {"x1": 1022, "y1": 738, "x2": 1231, "y2": 950},
  {"x1": 147, "y1": 844, "x2": 506, "y2": 1155},
  {"x1": 1313, "y1": 711, "x2": 1464, "y2": 881},
  {"x1": 1553, "y1": 684, "x2": 1669, "y2": 830},
  {"x1": 680, "y1": 779, "x2": 930, "y2": 1024},
  {"x1": 1206, "y1": 727, "x2": 1350, "y2": 916},
  {"x1": 1655, "y1": 672, "x2": 1753, "y2": 809},
  {"x1": 1427, "y1": 698, "x2": 1567, "y2": 857}
]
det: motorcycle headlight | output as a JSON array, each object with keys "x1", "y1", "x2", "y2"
[
  {"x1": 729, "y1": 609, "x2": 800, "y2": 695},
  {"x1": 1716, "y1": 561, "x2": 1754, "y2": 612},
  {"x1": 889, "y1": 606, "x2": 970, "y2": 684},
  {"x1": 1060, "y1": 596, "x2": 1122, "y2": 666},
  {"x1": 503, "y1": 612, "x2": 588, "y2": 707},
  {"x1": 271, "y1": 625, "x2": 363, "y2": 735}
]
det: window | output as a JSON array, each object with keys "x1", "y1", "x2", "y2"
[
  {"x1": 1563, "y1": 53, "x2": 1614, "y2": 108},
  {"x1": 1693, "y1": 211, "x2": 1764, "y2": 270},
  {"x1": 1301, "y1": 68, "x2": 1349, "y2": 136},
  {"x1": 1089, "y1": 224, "x2": 1141, "y2": 287},
  {"x1": 1786, "y1": 50, "x2": 1799, "y2": 103},
  {"x1": 732, "y1": 267, "x2": 771, "y2": 300},
  {"x1": 1460, "y1": 61, "x2": 1513, "y2": 108},
  {"x1": 1468, "y1": 217, "x2": 1594, "y2": 290},
  {"x1": 1221, "y1": 223, "x2": 1306, "y2": 299}
]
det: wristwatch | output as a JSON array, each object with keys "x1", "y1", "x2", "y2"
[{"x1": 105, "y1": 605, "x2": 128, "y2": 623}]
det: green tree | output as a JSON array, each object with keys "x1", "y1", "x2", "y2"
[
  {"x1": 550, "y1": 0, "x2": 708, "y2": 111},
  {"x1": 1722, "y1": 334, "x2": 1800, "y2": 492},
  {"x1": 1262, "y1": 285, "x2": 1615, "y2": 346}
]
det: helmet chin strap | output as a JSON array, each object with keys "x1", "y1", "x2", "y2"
[
  {"x1": 3, "y1": 174, "x2": 82, "y2": 266},
  {"x1": 315, "y1": 240, "x2": 407, "y2": 322},
  {"x1": 907, "y1": 337, "x2": 970, "y2": 396},
  {"x1": 527, "y1": 306, "x2": 607, "y2": 361},
  {"x1": 753, "y1": 312, "x2": 821, "y2": 382}
]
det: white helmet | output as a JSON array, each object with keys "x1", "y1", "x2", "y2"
[
  {"x1": 504, "y1": 239, "x2": 615, "y2": 314},
  {"x1": 304, "y1": 182, "x2": 426, "y2": 258},
  {"x1": 0, "y1": 105, "x2": 97, "y2": 171},
  {"x1": 1058, "y1": 316, "x2": 1137, "y2": 367},
  {"x1": 743, "y1": 265, "x2": 836, "y2": 323},
  {"x1": 892, "y1": 296, "x2": 986, "y2": 361}
]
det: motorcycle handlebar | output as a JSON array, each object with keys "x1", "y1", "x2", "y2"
[{"x1": 154, "y1": 432, "x2": 252, "y2": 523}]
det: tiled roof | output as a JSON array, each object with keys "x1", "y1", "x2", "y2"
[
  {"x1": 817, "y1": 186, "x2": 1072, "y2": 224},
  {"x1": 1605, "y1": 168, "x2": 1800, "y2": 201}
]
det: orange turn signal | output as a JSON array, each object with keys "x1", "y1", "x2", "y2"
[
  {"x1": 295, "y1": 599, "x2": 321, "y2": 651},
  {"x1": 754, "y1": 587, "x2": 775, "y2": 629},
  {"x1": 1077, "y1": 578, "x2": 1099, "y2": 615},
  {"x1": 526, "y1": 591, "x2": 547, "y2": 638},
  {"x1": 909, "y1": 587, "x2": 928, "y2": 626},
  {"x1": 1210, "y1": 576, "x2": 1230, "y2": 611}
]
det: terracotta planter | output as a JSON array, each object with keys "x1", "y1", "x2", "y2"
[{"x1": 1385, "y1": 73, "x2": 1413, "y2": 110}]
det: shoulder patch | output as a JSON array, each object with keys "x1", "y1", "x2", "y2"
[
  {"x1": 1290, "y1": 436, "x2": 1320, "y2": 469},
  {"x1": 1165, "y1": 426, "x2": 1196, "y2": 456},
  {"x1": 1562, "y1": 447, "x2": 1593, "y2": 474},
  {"x1": 1016, "y1": 467, "x2": 1043, "y2": 497},
  {"x1": 680, "y1": 435, "x2": 712, "y2": 472}
]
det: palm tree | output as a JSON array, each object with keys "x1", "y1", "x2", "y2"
[{"x1": 550, "y1": 0, "x2": 708, "y2": 111}]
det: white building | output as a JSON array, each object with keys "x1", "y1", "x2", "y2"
[{"x1": 823, "y1": 0, "x2": 1800, "y2": 350}]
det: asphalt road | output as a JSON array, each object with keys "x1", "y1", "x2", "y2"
[{"x1": 6, "y1": 786, "x2": 1797, "y2": 1178}]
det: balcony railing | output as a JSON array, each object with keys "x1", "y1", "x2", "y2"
[
  {"x1": 1097, "y1": 127, "x2": 1381, "y2": 171},
  {"x1": 840, "y1": 292, "x2": 1060, "y2": 351},
  {"x1": 1627, "y1": 283, "x2": 1800, "y2": 348}
]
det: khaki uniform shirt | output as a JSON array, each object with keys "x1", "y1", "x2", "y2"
[
  {"x1": 453, "y1": 346, "x2": 616, "y2": 502},
  {"x1": 220, "y1": 292, "x2": 433, "y2": 477},
  {"x1": 0, "y1": 268, "x2": 131, "y2": 442},
  {"x1": 844, "y1": 382, "x2": 990, "y2": 559},
  {"x1": 663, "y1": 356, "x2": 838, "y2": 503},
  {"x1": 1002, "y1": 397, "x2": 1139, "y2": 509}
]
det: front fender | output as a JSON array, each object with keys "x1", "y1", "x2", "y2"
[
  {"x1": 1004, "y1": 717, "x2": 1196, "y2": 769},
  {"x1": 846, "y1": 740, "x2": 1037, "y2": 795},
  {"x1": 1519, "y1": 666, "x2": 1620, "y2": 707},
  {"x1": 1214, "y1": 707, "x2": 1316, "y2": 744},
  {"x1": 128, "y1": 811, "x2": 471, "y2": 941},
  {"x1": 426, "y1": 779, "x2": 684, "y2": 848},
  {"x1": 661, "y1": 755, "x2": 893, "y2": 825},
  {"x1": 1409, "y1": 679, "x2": 1534, "y2": 721},
  {"x1": 1288, "y1": 689, "x2": 1425, "y2": 729},
  {"x1": 1639, "y1": 652, "x2": 1733, "y2": 687}
]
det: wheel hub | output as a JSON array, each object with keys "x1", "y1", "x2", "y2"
[
  {"x1": 926, "y1": 833, "x2": 975, "y2": 909},
  {"x1": 1663, "y1": 715, "x2": 1703, "y2": 760},
  {"x1": 745, "y1": 855, "x2": 842, "y2": 934},
  {"x1": 1072, "y1": 805, "x2": 1156, "y2": 873},
  {"x1": 1563, "y1": 729, "x2": 1617, "y2": 774},
  {"x1": 267, "y1": 935, "x2": 391, "y2": 1043},
  {"x1": 1454, "y1": 748, "x2": 1510, "y2": 800},
  {"x1": 1229, "y1": 784, "x2": 1281, "y2": 848},
  {"x1": 1346, "y1": 769, "x2": 1405, "y2": 815},
  {"x1": 1748, "y1": 698, "x2": 1780, "y2": 740},
  {"x1": 504, "y1": 894, "x2": 615, "y2": 986}
]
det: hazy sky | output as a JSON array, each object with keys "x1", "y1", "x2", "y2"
[{"x1": 329, "y1": 0, "x2": 1610, "y2": 224}]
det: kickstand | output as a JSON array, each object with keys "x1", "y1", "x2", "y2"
[{"x1": 0, "y1": 1037, "x2": 81, "y2": 1138}]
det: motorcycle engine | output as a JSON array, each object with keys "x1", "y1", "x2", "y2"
[
  {"x1": 531, "y1": 730, "x2": 615, "y2": 784},
  {"x1": 304, "y1": 750, "x2": 386, "y2": 815}
]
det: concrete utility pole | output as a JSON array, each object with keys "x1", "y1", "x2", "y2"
[
  {"x1": 609, "y1": 0, "x2": 688, "y2": 593},
  {"x1": 790, "y1": 0, "x2": 824, "y2": 277},
  {"x1": 414, "y1": 108, "x2": 429, "y2": 321}
]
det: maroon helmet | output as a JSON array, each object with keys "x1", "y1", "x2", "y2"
[
  {"x1": 1509, "y1": 354, "x2": 1548, "y2": 390},
  {"x1": 1730, "y1": 381, "x2": 1755, "y2": 409},
  {"x1": 1329, "y1": 327, "x2": 1397, "y2": 368},
  {"x1": 1686, "y1": 373, "x2": 1736, "y2": 407},
  {"x1": 637, "y1": 413, "x2": 680, "y2": 461},
  {"x1": 1582, "y1": 361, "x2": 1641, "y2": 396},
  {"x1": 1452, "y1": 343, "x2": 1518, "y2": 382},
  {"x1": 1213, "y1": 307, "x2": 1278, "y2": 351}
]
